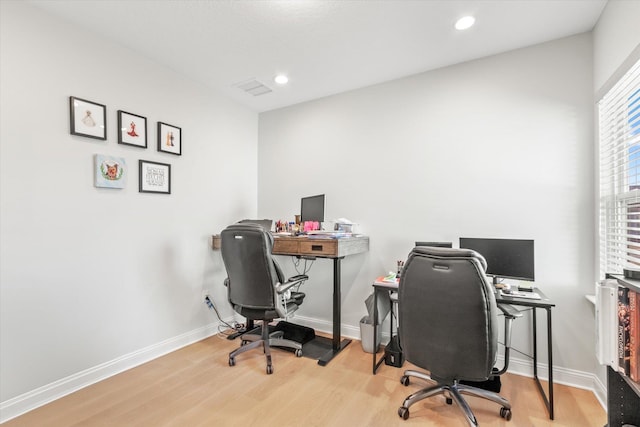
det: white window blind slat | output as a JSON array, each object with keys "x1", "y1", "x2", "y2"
[{"x1": 599, "y1": 58, "x2": 640, "y2": 276}]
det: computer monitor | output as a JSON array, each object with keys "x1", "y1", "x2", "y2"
[
  {"x1": 415, "y1": 241, "x2": 453, "y2": 248},
  {"x1": 300, "y1": 194, "x2": 325, "y2": 223},
  {"x1": 459, "y1": 237, "x2": 535, "y2": 284}
]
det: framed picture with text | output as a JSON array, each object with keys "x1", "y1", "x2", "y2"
[
  {"x1": 118, "y1": 110, "x2": 147, "y2": 148},
  {"x1": 69, "y1": 96, "x2": 107, "y2": 140},
  {"x1": 139, "y1": 160, "x2": 171, "y2": 194},
  {"x1": 157, "y1": 122, "x2": 181, "y2": 155}
]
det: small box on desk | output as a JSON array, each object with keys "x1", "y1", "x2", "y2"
[{"x1": 385, "y1": 335, "x2": 404, "y2": 367}]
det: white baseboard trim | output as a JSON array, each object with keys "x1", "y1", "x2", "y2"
[
  {"x1": 495, "y1": 354, "x2": 607, "y2": 410},
  {"x1": 0, "y1": 322, "x2": 221, "y2": 424},
  {"x1": 0, "y1": 316, "x2": 609, "y2": 423},
  {"x1": 293, "y1": 315, "x2": 608, "y2": 412}
]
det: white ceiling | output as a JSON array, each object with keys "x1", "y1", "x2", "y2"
[{"x1": 28, "y1": 0, "x2": 607, "y2": 113}]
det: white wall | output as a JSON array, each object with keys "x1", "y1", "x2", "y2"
[
  {"x1": 0, "y1": 0, "x2": 257, "y2": 412},
  {"x1": 593, "y1": 0, "x2": 640, "y2": 93},
  {"x1": 259, "y1": 34, "x2": 597, "y2": 380}
]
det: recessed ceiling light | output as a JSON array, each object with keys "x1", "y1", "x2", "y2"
[
  {"x1": 274, "y1": 75, "x2": 289, "y2": 85},
  {"x1": 455, "y1": 16, "x2": 475, "y2": 30}
]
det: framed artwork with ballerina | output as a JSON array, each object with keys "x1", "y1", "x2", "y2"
[
  {"x1": 118, "y1": 110, "x2": 147, "y2": 148},
  {"x1": 69, "y1": 96, "x2": 107, "y2": 140},
  {"x1": 157, "y1": 122, "x2": 181, "y2": 155}
]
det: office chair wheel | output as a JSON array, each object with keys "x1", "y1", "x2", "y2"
[
  {"x1": 229, "y1": 357, "x2": 235, "y2": 367},
  {"x1": 500, "y1": 407, "x2": 512, "y2": 420},
  {"x1": 398, "y1": 406, "x2": 409, "y2": 420},
  {"x1": 266, "y1": 364, "x2": 273, "y2": 375},
  {"x1": 400, "y1": 375, "x2": 410, "y2": 386},
  {"x1": 295, "y1": 348, "x2": 303, "y2": 357}
]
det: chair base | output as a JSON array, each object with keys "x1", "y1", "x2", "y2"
[
  {"x1": 228, "y1": 321, "x2": 302, "y2": 374},
  {"x1": 398, "y1": 370, "x2": 512, "y2": 426}
]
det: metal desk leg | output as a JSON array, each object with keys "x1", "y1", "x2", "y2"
[
  {"x1": 533, "y1": 308, "x2": 538, "y2": 377},
  {"x1": 373, "y1": 287, "x2": 379, "y2": 374},
  {"x1": 372, "y1": 287, "x2": 389, "y2": 374},
  {"x1": 547, "y1": 307, "x2": 554, "y2": 419},
  {"x1": 318, "y1": 257, "x2": 351, "y2": 366},
  {"x1": 532, "y1": 307, "x2": 554, "y2": 420}
]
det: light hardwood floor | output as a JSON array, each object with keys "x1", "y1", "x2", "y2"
[{"x1": 4, "y1": 332, "x2": 606, "y2": 426}]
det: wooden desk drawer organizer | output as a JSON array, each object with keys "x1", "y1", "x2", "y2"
[{"x1": 273, "y1": 237, "x2": 338, "y2": 257}]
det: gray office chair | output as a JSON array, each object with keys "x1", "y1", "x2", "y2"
[
  {"x1": 221, "y1": 223, "x2": 308, "y2": 374},
  {"x1": 397, "y1": 246, "x2": 519, "y2": 426}
]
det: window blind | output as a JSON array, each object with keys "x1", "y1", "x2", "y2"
[{"x1": 599, "y1": 58, "x2": 640, "y2": 277}]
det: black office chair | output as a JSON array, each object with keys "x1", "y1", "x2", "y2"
[
  {"x1": 397, "y1": 246, "x2": 519, "y2": 426},
  {"x1": 221, "y1": 223, "x2": 308, "y2": 374}
]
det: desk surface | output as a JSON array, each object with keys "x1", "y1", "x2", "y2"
[
  {"x1": 272, "y1": 234, "x2": 369, "y2": 258},
  {"x1": 373, "y1": 280, "x2": 554, "y2": 308},
  {"x1": 495, "y1": 287, "x2": 555, "y2": 308}
]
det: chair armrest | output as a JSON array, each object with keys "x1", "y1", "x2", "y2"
[
  {"x1": 275, "y1": 275, "x2": 308, "y2": 294},
  {"x1": 288, "y1": 274, "x2": 308, "y2": 282},
  {"x1": 497, "y1": 303, "x2": 522, "y2": 319},
  {"x1": 494, "y1": 303, "x2": 521, "y2": 375}
]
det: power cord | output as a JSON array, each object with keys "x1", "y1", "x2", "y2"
[
  {"x1": 292, "y1": 256, "x2": 314, "y2": 275},
  {"x1": 204, "y1": 295, "x2": 245, "y2": 338}
]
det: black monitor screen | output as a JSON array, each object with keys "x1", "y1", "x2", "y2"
[
  {"x1": 459, "y1": 237, "x2": 534, "y2": 282},
  {"x1": 301, "y1": 194, "x2": 325, "y2": 223}
]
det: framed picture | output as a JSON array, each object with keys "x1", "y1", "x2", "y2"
[
  {"x1": 69, "y1": 96, "x2": 106, "y2": 140},
  {"x1": 95, "y1": 154, "x2": 126, "y2": 189},
  {"x1": 139, "y1": 160, "x2": 171, "y2": 194},
  {"x1": 157, "y1": 122, "x2": 181, "y2": 155},
  {"x1": 118, "y1": 110, "x2": 147, "y2": 148}
]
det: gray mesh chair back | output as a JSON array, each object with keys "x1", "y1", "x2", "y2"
[
  {"x1": 222, "y1": 223, "x2": 287, "y2": 320},
  {"x1": 221, "y1": 223, "x2": 307, "y2": 374},
  {"x1": 397, "y1": 246, "x2": 512, "y2": 425}
]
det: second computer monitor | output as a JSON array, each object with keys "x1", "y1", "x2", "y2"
[
  {"x1": 459, "y1": 237, "x2": 535, "y2": 283},
  {"x1": 301, "y1": 194, "x2": 325, "y2": 223}
]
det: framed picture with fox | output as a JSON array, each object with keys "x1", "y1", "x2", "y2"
[
  {"x1": 157, "y1": 122, "x2": 181, "y2": 155},
  {"x1": 94, "y1": 154, "x2": 126, "y2": 189}
]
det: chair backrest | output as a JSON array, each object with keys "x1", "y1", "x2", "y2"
[
  {"x1": 221, "y1": 223, "x2": 286, "y2": 319},
  {"x1": 398, "y1": 246, "x2": 498, "y2": 383},
  {"x1": 414, "y1": 241, "x2": 453, "y2": 248},
  {"x1": 237, "y1": 218, "x2": 273, "y2": 232}
]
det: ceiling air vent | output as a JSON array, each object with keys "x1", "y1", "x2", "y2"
[{"x1": 234, "y1": 78, "x2": 272, "y2": 96}]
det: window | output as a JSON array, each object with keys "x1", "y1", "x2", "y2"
[{"x1": 599, "y1": 58, "x2": 640, "y2": 277}]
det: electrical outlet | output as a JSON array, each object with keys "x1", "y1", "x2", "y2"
[{"x1": 202, "y1": 289, "x2": 210, "y2": 301}]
